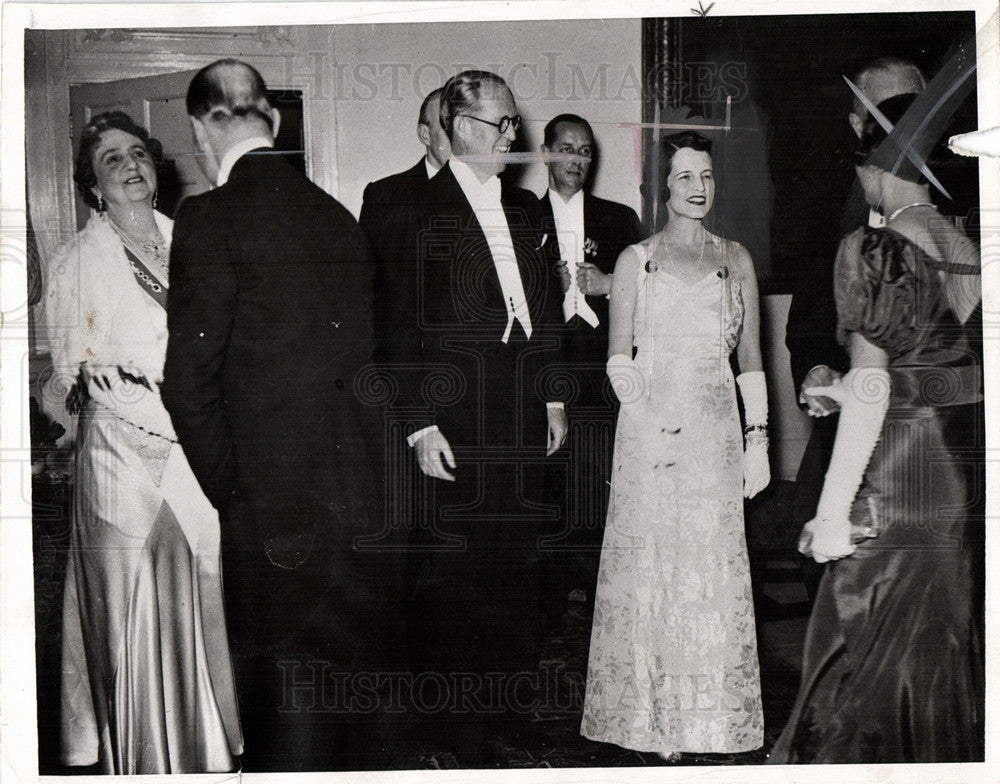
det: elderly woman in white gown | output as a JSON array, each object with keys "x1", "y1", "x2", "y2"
[{"x1": 47, "y1": 111, "x2": 242, "y2": 774}]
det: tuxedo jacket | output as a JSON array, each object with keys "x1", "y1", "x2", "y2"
[
  {"x1": 785, "y1": 242, "x2": 850, "y2": 391},
  {"x1": 538, "y1": 190, "x2": 644, "y2": 370},
  {"x1": 379, "y1": 162, "x2": 566, "y2": 450},
  {"x1": 358, "y1": 158, "x2": 428, "y2": 257},
  {"x1": 163, "y1": 150, "x2": 388, "y2": 562}
]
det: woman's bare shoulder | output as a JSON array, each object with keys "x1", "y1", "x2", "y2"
[{"x1": 616, "y1": 236, "x2": 653, "y2": 269}]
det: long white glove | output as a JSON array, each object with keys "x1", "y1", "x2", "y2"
[
  {"x1": 798, "y1": 366, "x2": 891, "y2": 562},
  {"x1": 736, "y1": 371, "x2": 770, "y2": 499},
  {"x1": 606, "y1": 353, "x2": 644, "y2": 404}
]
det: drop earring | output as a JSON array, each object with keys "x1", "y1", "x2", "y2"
[
  {"x1": 97, "y1": 193, "x2": 104, "y2": 212},
  {"x1": 152, "y1": 190, "x2": 158, "y2": 210}
]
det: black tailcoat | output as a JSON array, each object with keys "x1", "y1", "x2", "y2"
[
  {"x1": 359, "y1": 158, "x2": 428, "y2": 255},
  {"x1": 162, "y1": 150, "x2": 404, "y2": 771},
  {"x1": 537, "y1": 190, "x2": 644, "y2": 373},
  {"x1": 535, "y1": 190, "x2": 643, "y2": 572},
  {"x1": 377, "y1": 162, "x2": 566, "y2": 741}
]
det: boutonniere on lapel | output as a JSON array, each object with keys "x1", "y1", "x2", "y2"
[{"x1": 584, "y1": 238, "x2": 599, "y2": 258}]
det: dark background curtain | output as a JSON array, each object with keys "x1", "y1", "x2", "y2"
[{"x1": 641, "y1": 12, "x2": 980, "y2": 291}]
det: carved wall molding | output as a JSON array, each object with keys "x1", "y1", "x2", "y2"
[{"x1": 72, "y1": 25, "x2": 296, "y2": 57}]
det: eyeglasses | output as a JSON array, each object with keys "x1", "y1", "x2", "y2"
[{"x1": 457, "y1": 114, "x2": 522, "y2": 135}]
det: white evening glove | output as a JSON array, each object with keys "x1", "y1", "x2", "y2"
[
  {"x1": 736, "y1": 371, "x2": 770, "y2": 499},
  {"x1": 798, "y1": 366, "x2": 891, "y2": 563},
  {"x1": 606, "y1": 353, "x2": 644, "y2": 404}
]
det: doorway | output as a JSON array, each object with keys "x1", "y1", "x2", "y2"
[{"x1": 69, "y1": 71, "x2": 305, "y2": 226}]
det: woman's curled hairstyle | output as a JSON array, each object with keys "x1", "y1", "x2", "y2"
[
  {"x1": 73, "y1": 111, "x2": 163, "y2": 211},
  {"x1": 656, "y1": 130, "x2": 712, "y2": 201}
]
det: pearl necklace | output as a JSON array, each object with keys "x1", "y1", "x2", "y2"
[{"x1": 887, "y1": 202, "x2": 935, "y2": 222}]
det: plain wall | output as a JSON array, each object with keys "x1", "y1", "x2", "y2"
[
  {"x1": 325, "y1": 19, "x2": 644, "y2": 216},
  {"x1": 26, "y1": 20, "x2": 814, "y2": 479}
]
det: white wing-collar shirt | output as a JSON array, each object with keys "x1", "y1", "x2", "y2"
[
  {"x1": 548, "y1": 188, "x2": 600, "y2": 327},
  {"x1": 425, "y1": 155, "x2": 443, "y2": 179},
  {"x1": 450, "y1": 157, "x2": 532, "y2": 343},
  {"x1": 407, "y1": 157, "x2": 562, "y2": 448}
]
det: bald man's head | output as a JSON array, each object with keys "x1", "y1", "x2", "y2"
[
  {"x1": 186, "y1": 59, "x2": 276, "y2": 132},
  {"x1": 849, "y1": 57, "x2": 925, "y2": 138},
  {"x1": 186, "y1": 59, "x2": 280, "y2": 183}
]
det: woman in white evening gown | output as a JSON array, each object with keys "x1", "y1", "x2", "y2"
[
  {"x1": 581, "y1": 131, "x2": 768, "y2": 759},
  {"x1": 49, "y1": 111, "x2": 242, "y2": 774}
]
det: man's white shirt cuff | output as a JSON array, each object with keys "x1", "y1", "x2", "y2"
[
  {"x1": 408, "y1": 404, "x2": 563, "y2": 447},
  {"x1": 407, "y1": 425, "x2": 439, "y2": 447}
]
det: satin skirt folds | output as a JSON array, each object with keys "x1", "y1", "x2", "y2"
[
  {"x1": 60, "y1": 404, "x2": 242, "y2": 774},
  {"x1": 770, "y1": 404, "x2": 984, "y2": 763}
]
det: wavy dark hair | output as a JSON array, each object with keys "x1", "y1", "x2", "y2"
[
  {"x1": 543, "y1": 113, "x2": 593, "y2": 148},
  {"x1": 657, "y1": 130, "x2": 713, "y2": 201},
  {"x1": 73, "y1": 111, "x2": 163, "y2": 211}
]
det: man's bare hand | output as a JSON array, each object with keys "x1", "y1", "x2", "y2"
[
  {"x1": 546, "y1": 407, "x2": 568, "y2": 456},
  {"x1": 555, "y1": 259, "x2": 571, "y2": 293},
  {"x1": 576, "y1": 262, "x2": 612, "y2": 297},
  {"x1": 799, "y1": 365, "x2": 842, "y2": 417},
  {"x1": 414, "y1": 429, "x2": 456, "y2": 481}
]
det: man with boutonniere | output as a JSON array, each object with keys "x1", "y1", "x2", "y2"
[{"x1": 536, "y1": 114, "x2": 644, "y2": 627}]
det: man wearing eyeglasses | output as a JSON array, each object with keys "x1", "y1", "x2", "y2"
[{"x1": 380, "y1": 69, "x2": 567, "y2": 763}]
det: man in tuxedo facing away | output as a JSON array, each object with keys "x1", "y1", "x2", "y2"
[
  {"x1": 377, "y1": 69, "x2": 568, "y2": 763},
  {"x1": 537, "y1": 114, "x2": 643, "y2": 623},
  {"x1": 161, "y1": 59, "x2": 405, "y2": 772},
  {"x1": 359, "y1": 86, "x2": 450, "y2": 248}
]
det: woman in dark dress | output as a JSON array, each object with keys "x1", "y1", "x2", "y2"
[{"x1": 770, "y1": 92, "x2": 983, "y2": 764}]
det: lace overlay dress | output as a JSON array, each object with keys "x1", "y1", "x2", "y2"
[{"x1": 581, "y1": 235, "x2": 763, "y2": 753}]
